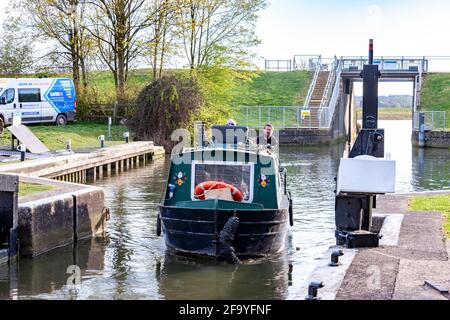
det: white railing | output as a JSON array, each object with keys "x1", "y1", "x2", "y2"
[
  {"x1": 340, "y1": 56, "x2": 428, "y2": 73},
  {"x1": 413, "y1": 111, "x2": 447, "y2": 130},
  {"x1": 302, "y1": 56, "x2": 322, "y2": 110},
  {"x1": 230, "y1": 105, "x2": 335, "y2": 129},
  {"x1": 319, "y1": 59, "x2": 342, "y2": 128}
]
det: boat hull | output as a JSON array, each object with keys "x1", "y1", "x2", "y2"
[{"x1": 158, "y1": 205, "x2": 289, "y2": 258}]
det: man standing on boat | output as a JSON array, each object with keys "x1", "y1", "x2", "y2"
[{"x1": 257, "y1": 123, "x2": 278, "y2": 151}]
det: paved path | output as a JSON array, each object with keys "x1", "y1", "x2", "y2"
[{"x1": 336, "y1": 192, "x2": 449, "y2": 300}]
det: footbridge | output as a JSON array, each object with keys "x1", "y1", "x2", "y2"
[{"x1": 237, "y1": 55, "x2": 449, "y2": 144}]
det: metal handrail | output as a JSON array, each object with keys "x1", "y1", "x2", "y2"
[
  {"x1": 340, "y1": 56, "x2": 429, "y2": 72},
  {"x1": 302, "y1": 56, "x2": 321, "y2": 110},
  {"x1": 413, "y1": 111, "x2": 447, "y2": 130},
  {"x1": 318, "y1": 60, "x2": 342, "y2": 128},
  {"x1": 320, "y1": 57, "x2": 339, "y2": 109}
]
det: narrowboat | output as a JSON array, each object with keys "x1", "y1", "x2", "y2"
[{"x1": 157, "y1": 125, "x2": 293, "y2": 263}]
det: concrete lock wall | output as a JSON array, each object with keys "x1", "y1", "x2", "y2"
[
  {"x1": 412, "y1": 130, "x2": 450, "y2": 149},
  {"x1": 18, "y1": 187, "x2": 106, "y2": 257}
]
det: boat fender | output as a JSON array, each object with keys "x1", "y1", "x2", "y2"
[
  {"x1": 218, "y1": 216, "x2": 241, "y2": 265},
  {"x1": 288, "y1": 192, "x2": 294, "y2": 227},
  {"x1": 156, "y1": 214, "x2": 162, "y2": 236}
]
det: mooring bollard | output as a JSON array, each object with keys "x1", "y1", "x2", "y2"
[
  {"x1": 108, "y1": 117, "x2": 112, "y2": 141},
  {"x1": 98, "y1": 135, "x2": 105, "y2": 148},
  {"x1": 66, "y1": 140, "x2": 72, "y2": 152},
  {"x1": 329, "y1": 250, "x2": 344, "y2": 267},
  {"x1": 124, "y1": 132, "x2": 129, "y2": 143},
  {"x1": 18, "y1": 144, "x2": 26, "y2": 162},
  {"x1": 305, "y1": 281, "x2": 324, "y2": 300}
]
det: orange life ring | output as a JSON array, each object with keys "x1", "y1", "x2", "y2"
[{"x1": 194, "y1": 181, "x2": 244, "y2": 202}]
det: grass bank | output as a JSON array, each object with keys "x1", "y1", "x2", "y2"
[
  {"x1": 231, "y1": 71, "x2": 311, "y2": 106},
  {"x1": 0, "y1": 122, "x2": 129, "y2": 151},
  {"x1": 19, "y1": 182, "x2": 55, "y2": 197},
  {"x1": 357, "y1": 107, "x2": 412, "y2": 120},
  {"x1": 421, "y1": 73, "x2": 450, "y2": 128},
  {"x1": 409, "y1": 194, "x2": 450, "y2": 237}
]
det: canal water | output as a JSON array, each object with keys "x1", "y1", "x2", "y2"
[{"x1": 0, "y1": 120, "x2": 448, "y2": 299}]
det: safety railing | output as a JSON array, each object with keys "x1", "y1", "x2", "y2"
[
  {"x1": 293, "y1": 55, "x2": 322, "y2": 71},
  {"x1": 341, "y1": 56, "x2": 428, "y2": 73},
  {"x1": 302, "y1": 56, "x2": 322, "y2": 110},
  {"x1": 413, "y1": 111, "x2": 447, "y2": 131},
  {"x1": 320, "y1": 57, "x2": 339, "y2": 109},
  {"x1": 230, "y1": 106, "x2": 333, "y2": 129},
  {"x1": 264, "y1": 60, "x2": 292, "y2": 71},
  {"x1": 320, "y1": 60, "x2": 343, "y2": 128}
]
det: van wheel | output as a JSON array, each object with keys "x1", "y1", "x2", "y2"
[
  {"x1": 56, "y1": 114, "x2": 67, "y2": 126},
  {"x1": 0, "y1": 116, "x2": 4, "y2": 134}
]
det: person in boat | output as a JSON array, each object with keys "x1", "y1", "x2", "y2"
[
  {"x1": 257, "y1": 123, "x2": 278, "y2": 151},
  {"x1": 226, "y1": 118, "x2": 236, "y2": 126}
]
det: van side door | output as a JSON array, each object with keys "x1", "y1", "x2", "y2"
[
  {"x1": 0, "y1": 88, "x2": 17, "y2": 125},
  {"x1": 17, "y1": 88, "x2": 42, "y2": 123}
]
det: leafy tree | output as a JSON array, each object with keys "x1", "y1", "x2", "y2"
[
  {"x1": 0, "y1": 17, "x2": 34, "y2": 75},
  {"x1": 174, "y1": 0, "x2": 267, "y2": 69}
]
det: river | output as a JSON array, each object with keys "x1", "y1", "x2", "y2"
[{"x1": 0, "y1": 120, "x2": 448, "y2": 299}]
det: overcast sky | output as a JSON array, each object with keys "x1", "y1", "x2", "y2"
[{"x1": 1, "y1": 0, "x2": 449, "y2": 95}]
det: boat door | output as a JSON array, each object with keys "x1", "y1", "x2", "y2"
[
  {"x1": 0, "y1": 87, "x2": 17, "y2": 125},
  {"x1": 17, "y1": 88, "x2": 42, "y2": 123}
]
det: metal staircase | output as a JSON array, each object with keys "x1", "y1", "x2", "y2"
[{"x1": 301, "y1": 57, "x2": 341, "y2": 128}]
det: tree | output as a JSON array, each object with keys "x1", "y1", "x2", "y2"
[
  {"x1": 0, "y1": 17, "x2": 34, "y2": 75},
  {"x1": 174, "y1": 0, "x2": 267, "y2": 69},
  {"x1": 20, "y1": 0, "x2": 92, "y2": 91},
  {"x1": 147, "y1": 0, "x2": 177, "y2": 79},
  {"x1": 130, "y1": 74, "x2": 204, "y2": 150},
  {"x1": 87, "y1": 0, "x2": 153, "y2": 106}
]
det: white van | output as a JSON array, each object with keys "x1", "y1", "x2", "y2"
[{"x1": 0, "y1": 78, "x2": 77, "y2": 127}]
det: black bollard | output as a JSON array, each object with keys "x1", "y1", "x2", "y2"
[
  {"x1": 305, "y1": 281, "x2": 324, "y2": 300},
  {"x1": 329, "y1": 250, "x2": 344, "y2": 267},
  {"x1": 124, "y1": 132, "x2": 129, "y2": 144},
  {"x1": 18, "y1": 144, "x2": 26, "y2": 162},
  {"x1": 98, "y1": 135, "x2": 105, "y2": 148}
]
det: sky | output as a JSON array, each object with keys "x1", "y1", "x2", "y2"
[
  {"x1": 1, "y1": 0, "x2": 449, "y2": 95},
  {"x1": 255, "y1": 0, "x2": 450, "y2": 95}
]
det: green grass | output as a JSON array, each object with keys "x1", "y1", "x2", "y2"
[
  {"x1": 409, "y1": 194, "x2": 450, "y2": 237},
  {"x1": 0, "y1": 121, "x2": 129, "y2": 151},
  {"x1": 357, "y1": 107, "x2": 412, "y2": 120},
  {"x1": 421, "y1": 73, "x2": 450, "y2": 128},
  {"x1": 19, "y1": 182, "x2": 55, "y2": 197},
  {"x1": 231, "y1": 71, "x2": 311, "y2": 106}
]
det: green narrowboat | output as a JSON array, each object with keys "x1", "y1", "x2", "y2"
[{"x1": 157, "y1": 125, "x2": 293, "y2": 263}]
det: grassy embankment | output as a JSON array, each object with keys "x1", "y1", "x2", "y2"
[
  {"x1": 409, "y1": 194, "x2": 450, "y2": 238},
  {"x1": 19, "y1": 182, "x2": 55, "y2": 197},
  {"x1": 420, "y1": 73, "x2": 450, "y2": 128},
  {"x1": 229, "y1": 71, "x2": 311, "y2": 127},
  {"x1": 0, "y1": 122, "x2": 129, "y2": 151},
  {"x1": 85, "y1": 69, "x2": 312, "y2": 128},
  {"x1": 357, "y1": 107, "x2": 412, "y2": 121}
]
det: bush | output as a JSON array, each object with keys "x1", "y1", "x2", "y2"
[{"x1": 129, "y1": 75, "x2": 204, "y2": 151}]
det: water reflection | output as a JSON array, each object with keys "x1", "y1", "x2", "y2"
[
  {"x1": 157, "y1": 253, "x2": 291, "y2": 300},
  {"x1": 0, "y1": 120, "x2": 448, "y2": 299},
  {"x1": 0, "y1": 238, "x2": 106, "y2": 300}
]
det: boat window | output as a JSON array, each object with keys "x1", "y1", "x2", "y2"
[{"x1": 194, "y1": 163, "x2": 252, "y2": 201}]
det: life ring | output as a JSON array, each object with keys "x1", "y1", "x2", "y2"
[{"x1": 194, "y1": 181, "x2": 244, "y2": 202}]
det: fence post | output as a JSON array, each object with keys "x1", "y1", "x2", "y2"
[
  {"x1": 258, "y1": 107, "x2": 261, "y2": 128},
  {"x1": 246, "y1": 106, "x2": 249, "y2": 127},
  {"x1": 113, "y1": 101, "x2": 118, "y2": 124},
  {"x1": 431, "y1": 112, "x2": 434, "y2": 129}
]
